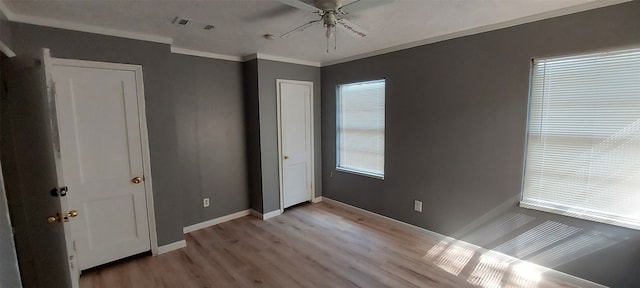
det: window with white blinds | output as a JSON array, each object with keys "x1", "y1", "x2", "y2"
[
  {"x1": 337, "y1": 80, "x2": 385, "y2": 178},
  {"x1": 522, "y1": 48, "x2": 640, "y2": 230}
]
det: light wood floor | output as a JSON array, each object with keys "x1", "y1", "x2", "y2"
[{"x1": 80, "y1": 201, "x2": 580, "y2": 288}]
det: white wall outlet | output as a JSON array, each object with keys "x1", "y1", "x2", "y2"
[
  {"x1": 203, "y1": 198, "x2": 210, "y2": 208},
  {"x1": 414, "y1": 200, "x2": 423, "y2": 212}
]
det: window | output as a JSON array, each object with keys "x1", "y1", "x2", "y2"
[
  {"x1": 522, "y1": 48, "x2": 640, "y2": 230},
  {"x1": 337, "y1": 79, "x2": 385, "y2": 178}
]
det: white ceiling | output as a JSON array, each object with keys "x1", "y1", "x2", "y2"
[{"x1": 0, "y1": 0, "x2": 625, "y2": 65}]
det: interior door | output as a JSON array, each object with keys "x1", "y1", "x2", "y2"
[
  {"x1": 52, "y1": 61, "x2": 150, "y2": 270},
  {"x1": 1, "y1": 49, "x2": 73, "y2": 287},
  {"x1": 278, "y1": 80, "x2": 313, "y2": 209}
]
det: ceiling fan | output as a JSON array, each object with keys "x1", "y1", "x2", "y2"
[{"x1": 277, "y1": 0, "x2": 394, "y2": 49}]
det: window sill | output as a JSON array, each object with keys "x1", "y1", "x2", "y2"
[
  {"x1": 336, "y1": 167, "x2": 384, "y2": 180},
  {"x1": 519, "y1": 201, "x2": 640, "y2": 231}
]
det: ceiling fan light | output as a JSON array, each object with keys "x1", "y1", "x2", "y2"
[{"x1": 325, "y1": 26, "x2": 334, "y2": 39}]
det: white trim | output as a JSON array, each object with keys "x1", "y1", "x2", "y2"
[
  {"x1": 321, "y1": 0, "x2": 631, "y2": 67},
  {"x1": 0, "y1": 40, "x2": 15, "y2": 57},
  {"x1": 50, "y1": 57, "x2": 161, "y2": 256},
  {"x1": 336, "y1": 167, "x2": 384, "y2": 180},
  {"x1": 321, "y1": 197, "x2": 607, "y2": 288},
  {"x1": 311, "y1": 196, "x2": 323, "y2": 203},
  {"x1": 7, "y1": 13, "x2": 172, "y2": 44},
  {"x1": 276, "y1": 79, "x2": 315, "y2": 213},
  {"x1": 243, "y1": 53, "x2": 321, "y2": 67},
  {"x1": 263, "y1": 209, "x2": 282, "y2": 220},
  {"x1": 250, "y1": 209, "x2": 282, "y2": 220},
  {"x1": 170, "y1": 46, "x2": 243, "y2": 62},
  {"x1": 157, "y1": 240, "x2": 186, "y2": 254},
  {"x1": 0, "y1": 0, "x2": 15, "y2": 20},
  {"x1": 183, "y1": 209, "x2": 251, "y2": 234}
]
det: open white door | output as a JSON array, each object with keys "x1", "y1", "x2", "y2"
[
  {"x1": 277, "y1": 79, "x2": 314, "y2": 210},
  {"x1": 52, "y1": 59, "x2": 154, "y2": 270},
  {"x1": 2, "y1": 48, "x2": 77, "y2": 287}
]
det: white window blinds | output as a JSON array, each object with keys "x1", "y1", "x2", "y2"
[
  {"x1": 337, "y1": 80, "x2": 385, "y2": 178},
  {"x1": 522, "y1": 48, "x2": 640, "y2": 230}
]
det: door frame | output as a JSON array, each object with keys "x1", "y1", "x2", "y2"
[
  {"x1": 50, "y1": 58, "x2": 160, "y2": 257},
  {"x1": 276, "y1": 79, "x2": 315, "y2": 213}
]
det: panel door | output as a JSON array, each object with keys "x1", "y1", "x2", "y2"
[
  {"x1": 53, "y1": 64, "x2": 150, "y2": 270},
  {"x1": 2, "y1": 49, "x2": 73, "y2": 287},
  {"x1": 279, "y1": 81, "x2": 313, "y2": 209}
]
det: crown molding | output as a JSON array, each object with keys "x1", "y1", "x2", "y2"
[
  {"x1": 0, "y1": 0, "x2": 171, "y2": 44},
  {"x1": 244, "y1": 53, "x2": 321, "y2": 67},
  {"x1": 0, "y1": 39, "x2": 15, "y2": 57},
  {"x1": 170, "y1": 46, "x2": 243, "y2": 62},
  {"x1": 321, "y1": 0, "x2": 631, "y2": 67}
]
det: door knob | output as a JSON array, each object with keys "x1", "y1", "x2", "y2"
[
  {"x1": 47, "y1": 214, "x2": 60, "y2": 224},
  {"x1": 63, "y1": 210, "x2": 79, "y2": 222},
  {"x1": 284, "y1": 155, "x2": 289, "y2": 160},
  {"x1": 131, "y1": 176, "x2": 142, "y2": 184}
]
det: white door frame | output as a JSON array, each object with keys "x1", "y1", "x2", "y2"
[
  {"x1": 276, "y1": 79, "x2": 315, "y2": 213},
  {"x1": 49, "y1": 58, "x2": 159, "y2": 260}
]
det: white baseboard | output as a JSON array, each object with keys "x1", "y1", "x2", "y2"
[
  {"x1": 312, "y1": 196, "x2": 323, "y2": 203},
  {"x1": 250, "y1": 209, "x2": 282, "y2": 220},
  {"x1": 183, "y1": 209, "x2": 251, "y2": 234},
  {"x1": 321, "y1": 197, "x2": 606, "y2": 288},
  {"x1": 157, "y1": 240, "x2": 186, "y2": 255}
]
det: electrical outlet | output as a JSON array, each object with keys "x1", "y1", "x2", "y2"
[
  {"x1": 203, "y1": 198, "x2": 210, "y2": 208},
  {"x1": 414, "y1": 200, "x2": 423, "y2": 212}
]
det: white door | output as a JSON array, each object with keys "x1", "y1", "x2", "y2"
[
  {"x1": 53, "y1": 62, "x2": 151, "y2": 270},
  {"x1": 278, "y1": 80, "x2": 314, "y2": 209},
  {"x1": 3, "y1": 49, "x2": 75, "y2": 288}
]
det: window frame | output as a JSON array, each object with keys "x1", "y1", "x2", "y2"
[
  {"x1": 336, "y1": 79, "x2": 386, "y2": 180},
  {"x1": 520, "y1": 47, "x2": 640, "y2": 230}
]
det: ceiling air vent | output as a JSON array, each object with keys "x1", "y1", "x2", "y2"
[{"x1": 173, "y1": 17, "x2": 191, "y2": 26}]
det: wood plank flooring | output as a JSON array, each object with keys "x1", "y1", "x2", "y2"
[{"x1": 80, "y1": 201, "x2": 581, "y2": 288}]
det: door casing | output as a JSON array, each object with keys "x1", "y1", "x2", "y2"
[{"x1": 276, "y1": 79, "x2": 315, "y2": 213}]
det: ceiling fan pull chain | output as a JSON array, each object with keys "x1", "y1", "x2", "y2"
[{"x1": 334, "y1": 26, "x2": 337, "y2": 50}]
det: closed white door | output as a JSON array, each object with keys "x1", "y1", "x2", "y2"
[
  {"x1": 53, "y1": 63, "x2": 150, "y2": 270},
  {"x1": 278, "y1": 80, "x2": 314, "y2": 209}
]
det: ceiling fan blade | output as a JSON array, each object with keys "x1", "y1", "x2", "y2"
[
  {"x1": 337, "y1": 19, "x2": 367, "y2": 38},
  {"x1": 338, "y1": 0, "x2": 394, "y2": 14},
  {"x1": 277, "y1": 0, "x2": 321, "y2": 13},
  {"x1": 280, "y1": 19, "x2": 322, "y2": 38}
]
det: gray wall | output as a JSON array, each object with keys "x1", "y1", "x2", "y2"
[
  {"x1": 256, "y1": 59, "x2": 321, "y2": 213},
  {"x1": 321, "y1": 2, "x2": 640, "y2": 287},
  {"x1": 171, "y1": 54, "x2": 249, "y2": 227},
  {"x1": 0, "y1": 172, "x2": 21, "y2": 288},
  {"x1": 8, "y1": 23, "x2": 250, "y2": 245},
  {"x1": 243, "y1": 59, "x2": 263, "y2": 212},
  {"x1": 0, "y1": 50, "x2": 22, "y2": 288}
]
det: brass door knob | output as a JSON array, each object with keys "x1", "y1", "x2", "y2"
[
  {"x1": 47, "y1": 214, "x2": 60, "y2": 224},
  {"x1": 66, "y1": 210, "x2": 78, "y2": 218},
  {"x1": 131, "y1": 176, "x2": 142, "y2": 184}
]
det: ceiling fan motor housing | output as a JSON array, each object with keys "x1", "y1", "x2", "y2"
[{"x1": 323, "y1": 13, "x2": 337, "y2": 27}]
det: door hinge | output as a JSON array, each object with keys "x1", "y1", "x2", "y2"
[{"x1": 72, "y1": 240, "x2": 77, "y2": 252}]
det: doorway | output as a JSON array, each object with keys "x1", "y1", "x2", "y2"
[
  {"x1": 1, "y1": 49, "x2": 158, "y2": 288},
  {"x1": 276, "y1": 79, "x2": 315, "y2": 211},
  {"x1": 51, "y1": 58, "x2": 158, "y2": 271}
]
